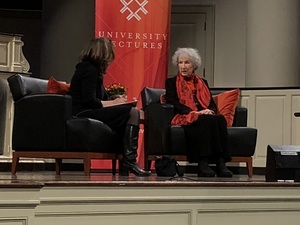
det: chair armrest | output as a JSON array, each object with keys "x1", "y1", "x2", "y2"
[
  {"x1": 228, "y1": 127, "x2": 257, "y2": 156},
  {"x1": 232, "y1": 106, "x2": 248, "y2": 127},
  {"x1": 141, "y1": 87, "x2": 165, "y2": 109},
  {"x1": 143, "y1": 103, "x2": 174, "y2": 155},
  {"x1": 12, "y1": 94, "x2": 72, "y2": 151},
  {"x1": 8, "y1": 74, "x2": 48, "y2": 101},
  {"x1": 143, "y1": 103, "x2": 174, "y2": 126}
]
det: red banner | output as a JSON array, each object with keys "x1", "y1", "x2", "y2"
[{"x1": 92, "y1": 0, "x2": 171, "y2": 170}]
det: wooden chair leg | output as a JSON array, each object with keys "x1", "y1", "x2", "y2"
[
  {"x1": 84, "y1": 158, "x2": 91, "y2": 176},
  {"x1": 112, "y1": 159, "x2": 117, "y2": 175},
  {"x1": 247, "y1": 158, "x2": 253, "y2": 178},
  {"x1": 55, "y1": 159, "x2": 62, "y2": 175},
  {"x1": 144, "y1": 154, "x2": 149, "y2": 171},
  {"x1": 11, "y1": 153, "x2": 19, "y2": 175},
  {"x1": 145, "y1": 159, "x2": 152, "y2": 171}
]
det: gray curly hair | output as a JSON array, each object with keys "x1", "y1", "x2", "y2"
[{"x1": 171, "y1": 47, "x2": 202, "y2": 70}]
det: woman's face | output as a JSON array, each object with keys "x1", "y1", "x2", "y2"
[{"x1": 177, "y1": 55, "x2": 194, "y2": 77}]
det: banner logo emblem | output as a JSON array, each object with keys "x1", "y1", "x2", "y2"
[{"x1": 120, "y1": 0, "x2": 148, "y2": 21}]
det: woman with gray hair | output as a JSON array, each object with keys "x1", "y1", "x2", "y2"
[{"x1": 165, "y1": 47, "x2": 232, "y2": 177}]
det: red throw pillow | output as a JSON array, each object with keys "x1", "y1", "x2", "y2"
[
  {"x1": 212, "y1": 89, "x2": 240, "y2": 127},
  {"x1": 46, "y1": 76, "x2": 70, "y2": 94}
]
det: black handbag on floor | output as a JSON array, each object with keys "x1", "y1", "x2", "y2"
[{"x1": 155, "y1": 155, "x2": 184, "y2": 177}]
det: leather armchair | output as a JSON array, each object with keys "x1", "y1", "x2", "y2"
[
  {"x1": 8, "y1": 74, "x2": 122, "y2": 175},
  {"x1": 141, "y1": 87, "x2": 257, "y2": 177}
]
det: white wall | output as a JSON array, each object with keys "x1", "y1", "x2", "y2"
[
  {"x1": 173, "y1": 0, "x2": 300, "y2": 88},
  {"x1": 173, "y1": 0, "x2": 247, "y2": 87},
  {"x1": 246, "y1": 0, "x2": 300, "y2": 87}
]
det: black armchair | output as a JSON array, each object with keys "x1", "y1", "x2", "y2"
[
  {"x1": 141, "y1": 87, "x2": 257, "y2": 177},
  {"x1": 8, "y1": 74, "x2": 122, "y2": 175}
]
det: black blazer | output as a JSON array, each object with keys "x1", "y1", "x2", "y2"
[{"x1": 69, "y1": 61, "x2": 109, "y2": 115}]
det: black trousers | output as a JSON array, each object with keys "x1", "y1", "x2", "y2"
[
  {"x1": 183, "y1": 114, "x2": 231, "y2": 163},
  {"x1": 77, "y1": 104, "x2": 132, "y2": 151}
]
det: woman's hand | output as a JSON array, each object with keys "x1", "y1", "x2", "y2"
[
  {"x1": 109, "y1": 94, "x2": 128, "y2": 101},
  {"x1": 196, "y1": 109, "x2": 215, "y2": 115},
  {"x1": 113, "y1": 97, "x2": 126, "y2": 104}
]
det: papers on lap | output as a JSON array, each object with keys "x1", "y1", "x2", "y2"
[{"x1": 111, "y1": 100, "x2": 137, "y2": 107}]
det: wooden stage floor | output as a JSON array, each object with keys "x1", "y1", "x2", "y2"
[{"x1": 1, "y1": 171, "x2": 300, "y2": 187}]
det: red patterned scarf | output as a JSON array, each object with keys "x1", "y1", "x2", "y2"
[{"x1": 171, "y1": 73, "x2": 211, "y2": 125}]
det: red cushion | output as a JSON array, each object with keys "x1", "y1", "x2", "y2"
[
  {"x1": 213, "y1": 89, "x2": 240, "y2": 127},
  {"x1": 46, "y1": 76, "x2": 70, "y2": 95},
  {"x1": 161, "y1": 89, "x2": 240, "y2": 127}
]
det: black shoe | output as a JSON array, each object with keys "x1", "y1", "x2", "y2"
[
  {"x1": 197, "y1": 160, "x2": 216, "y2": 177},
  {"x1": 217, "y1": 164, "x2": 233, "y2": 177},
  {"x1": 122, "y1": 159, "x2": 151, "y2": 177}
]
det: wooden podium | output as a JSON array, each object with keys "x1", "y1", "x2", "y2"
[{"x1": 0, "y1": 32, "x2": 30, "y2": 158}]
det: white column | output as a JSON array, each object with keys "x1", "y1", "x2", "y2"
[
  {"x1": 246, "y1": 0, "x2": 300, "y2": 87},
  {"x1": 0, "y1": 33, "x2": 31, "y2": 158},
  {"x1": 0, "y1": 78, "x2": 7, "y2": 155}
]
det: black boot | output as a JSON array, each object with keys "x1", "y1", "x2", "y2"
[
  {"x1": 121, "y1": 124, "x2": 151, "y2": 176},
  {"x1": 197, "y1": 159, "x2": 216, "y2": 177},
  {"x1": 216, "y1": 158, "x2": 233, "y2": 177}
]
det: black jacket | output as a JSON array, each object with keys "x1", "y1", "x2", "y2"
[{"x1": 69, "y1": 61, "x2": 109, "y2": 115}]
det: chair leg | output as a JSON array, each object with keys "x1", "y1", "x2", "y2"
[
  {"x1": 112, "y1": 159, "x2": 116, "y2": 175},
  {"x1": 144, "y1": 154, "x2": 148, "y2": 171},
  {"x1": 11, "y1": 153, "x2": 19, "y2": 175},
  {"x1": 247, "y1": 158, "x2": 253, "y2": 178},
  {"x1": 145, "y1": 159, "x2": 152, "y2": 171},
  {"x1": 119, "y1": 160, "x2": 129, "y2": 176},
  {"x1": 84, "y1": 158, "x2": 91, "y2": 176},
  {"x1": 55, "y1": 159, "x2": 62, "y2": 175}
]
